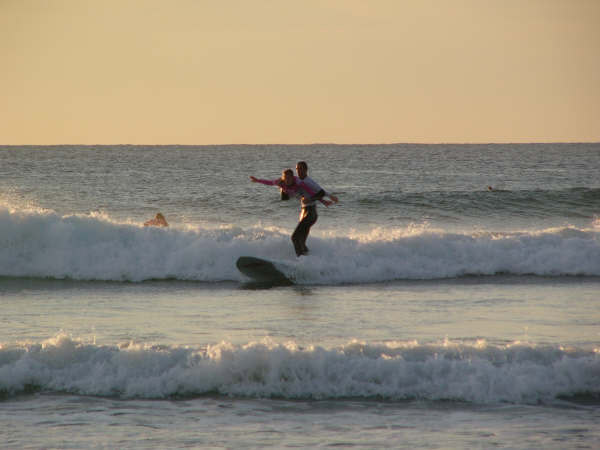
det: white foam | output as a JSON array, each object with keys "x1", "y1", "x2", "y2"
[
  {"x1": 0, "y1": 334, "x2": 598, "y2": 403},
  {"x1": 1, "y1": 206, "x2": 599, "y2": 282}
]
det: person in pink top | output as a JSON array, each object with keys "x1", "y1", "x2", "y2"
[{"x1": 250, "y1": 168, "x2": 332, "y2": 256}]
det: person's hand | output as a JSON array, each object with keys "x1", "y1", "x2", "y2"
[
  {"x1": 322, "y1": 199, "x2": 333, "y2": 207},
  {"x1": 250, "y1": 176, "x2": 258, "y2": 182},
  {"x1": 330, "y1": 194, "x2": 339, "y2": 203}
]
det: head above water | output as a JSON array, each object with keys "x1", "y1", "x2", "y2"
[
  {"x1": 281, "y1": 168, "x2": 295, "y2": 185},
  {"x1": 296, "y1": 161, "x2": 308, "y2": 179}
]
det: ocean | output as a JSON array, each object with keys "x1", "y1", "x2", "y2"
[{"x1": 1, "y1": 143, "x2": 599, "y2": 448}]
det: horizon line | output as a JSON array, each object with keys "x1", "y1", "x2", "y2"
[{"x1": 2, "y1": 141, "x2": 599, "y2": 147}]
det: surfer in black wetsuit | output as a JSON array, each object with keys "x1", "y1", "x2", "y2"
[{"x1": 292, "y1": 161, "x2": 338, "y2": 256}]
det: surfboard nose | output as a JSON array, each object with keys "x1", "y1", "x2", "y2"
[{"x1": 236, "y1": 256, "x2": 293, "y2": 285}]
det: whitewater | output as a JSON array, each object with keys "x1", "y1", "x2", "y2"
[
  {"x1": 1, "y1": 206, "x2": 600, "y2": 282},
  {"x1": 2, "y1": 333, "x2": 599, "y2": 404},
  {"x1": 1, "y1": 144, "x2": 599, "y2": 448}
]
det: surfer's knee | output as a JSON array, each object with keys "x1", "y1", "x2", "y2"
[{"x1": 291, "y1": 232, "x2": 299, "y2": 247}]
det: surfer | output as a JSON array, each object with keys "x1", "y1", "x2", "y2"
[
  {"x1": 144, "y1": 212, "x2": 169, "y2": 227},
  {"x1": 250, "y1": 169, "x2": 332, "y2": 256},
  {"x1": 293, "y1": 161, "x2": 338, "y2": 255}
]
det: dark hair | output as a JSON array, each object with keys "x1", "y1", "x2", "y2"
[{"x1": 296, "y1": 161, "x2": 308, "y2": 170}]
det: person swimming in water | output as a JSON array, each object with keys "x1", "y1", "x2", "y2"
[
  {"x1": 250, "y1": 168, "x2": 332, "y2": 256},
  {"x1": 144, "y1": 212, "x2": 169, "y2": 227}
]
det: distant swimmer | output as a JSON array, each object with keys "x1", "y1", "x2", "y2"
[
  {"x1": 144, "y1": 212, "x2": 169, "y2": 227},
  {"x1": 250, "y1": 168, "x2": 333, "y2": 256},
  {"x1": 487, "y1": 186, "x2": 494, "y2": 191}
]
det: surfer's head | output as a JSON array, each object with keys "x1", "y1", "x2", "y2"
[
  {"x1": 281, "y1": 169, "x2": 295, "y2": 186},
  {"x1": 296, "y1": 161, "x2": 308, "y2": 179}
]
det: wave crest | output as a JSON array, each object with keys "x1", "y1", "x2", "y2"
[
  {"x1": 1, "y1": 334, "x2": 598, "y2": 404},
  {"x1": 1, "y1": 207, "x2": 599, "y2": 282}
]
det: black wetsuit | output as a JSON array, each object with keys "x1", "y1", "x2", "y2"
[
  {"x1": 291, "y1": 177, "x2": 326, "y2": 256},
  {"x1": 291, "y1": 204, "x2": 318, "y2": 256}
]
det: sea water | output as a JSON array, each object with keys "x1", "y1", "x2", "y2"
[{"x1": 1, "y1": 144, "x2": 599, "y2": 448}]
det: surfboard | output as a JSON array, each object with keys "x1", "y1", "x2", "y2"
[{"x1": 236, "y1": 256, "x2": 293, "y2": 285}]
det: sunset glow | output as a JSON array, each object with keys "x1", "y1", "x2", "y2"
[{"x1": 2, "y1": 0, "x2": 599, "y2": 144}]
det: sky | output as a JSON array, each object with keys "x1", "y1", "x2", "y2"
[{"x1": 2, "y1": 0, "x2": 599, "y2": 145}]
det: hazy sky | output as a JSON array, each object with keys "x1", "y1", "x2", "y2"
[{"x1": 2, "y1": 0, "x2": 599, "y2": 144}]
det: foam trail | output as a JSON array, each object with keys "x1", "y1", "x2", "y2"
[
  {"x1": 1, "y1": 207, "x2": 599, "y2": 283},
  {"x1": 0, "y1": 334, "x2": 598, "y2": 404}
]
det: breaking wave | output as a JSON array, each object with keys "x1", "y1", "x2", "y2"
[
  {"x1": 1, "y1": 206, "x2": 599, "y2": 283},
  {"x1": 1, "y1": 334, "x2": 598, "y2": 404}
]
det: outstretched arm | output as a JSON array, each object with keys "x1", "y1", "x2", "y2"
[
  {"x1": 250, "y1": 176, "x2": 279, "y2": 186},
  {"x1": 297, "y1": 182, "x2": 330, "y2": 206},
  {"x1": 307, "y1": 187, "x2": 337, "y2": 206},
  {"x1": 311, "y1": 188, "x2": 326, "y2": 202},
  {"x1": 320, "y1": 188, "x2": 338, "y2": 203},
  {"x1": 310, "y1": 188, "x2": 332, "y2": 207}
]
